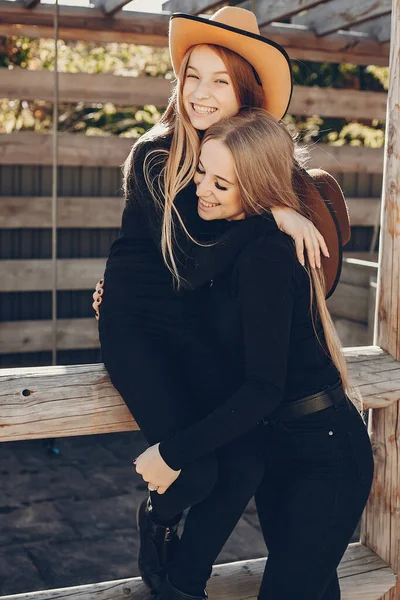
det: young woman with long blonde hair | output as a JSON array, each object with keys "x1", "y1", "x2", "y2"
[
  {"x1": 94, "y1": 7, "x2": 338, "y2": 600},
  {"x1": 136, "y1": 109, "x2": 374, "y2": 600}
]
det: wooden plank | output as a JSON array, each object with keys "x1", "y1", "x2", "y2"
[
  {"x1": 1, "y1": 69, "x2": 172, "y2": 106},
  {"x1": 362, "y1": 0, "x2": 400, "y2": 579},
  {"x1": 293, "y1": 0, "x2": 392, "y2": 37},
  {"x1": 353, "y1": 14, "x2": 392, "y2": 43},
  {"x1": 0, "y1": 318, "x2": 99, "y2": 354},
  {"x1": 23, "y1": 0, "x2": 41, "y2": 8},
  {"x1": 347, "y1": 197, "x2": 381, "y2": 227},
  {"x1": 0, "y1": 543, "x2": 394, "y2": 600},
  {"x1": 328, "y1": 282, "x2": 370, "y2": 322},
  {"x1": 0, "y1": 196, "x2": 124, "y2": 228},
  {"x1": 289, "y1": 87, "x2": 387, "y2": 121},
  {"x1": 0, "y1": 197, "x2": 379, "y2": 229},
  {"x1": 332, "y1": 317, "x2": 371, "y2": 347},
  {"x1": 0, "y1": 259, "x2": 106, "y2": 292},
  {"x1": 0, "y1": 2, "x2": 390, "y2": 65},
  {"x1": 1, "y1": 68, "x2": 388, "y2": 121},
  {"x1": 0, "y1": 346, "x2": 398, "y2": 442},
  {"x1": 0, "y1": 2, "x2": 171, "y2": 47},
  {"x1": 92, "y1": 0, "x2": 132, "y2": 16},
  {"x1": 162, "y1": 0, "x2": 222, "y2": 14},
  {"x1": 251, "y1": 0, "x2": 330, "y2": 26},
  {"x1": 0, "y1": 132, "x2": 385, "y2": 172}
]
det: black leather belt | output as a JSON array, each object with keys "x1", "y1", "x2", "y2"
[{"x1": 269, "y1": 380, "x2": 346, "y2": 423}]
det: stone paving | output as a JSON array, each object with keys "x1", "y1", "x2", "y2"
[{"x1": 0, "y1": 432, "x2": 272, "y2": 596}]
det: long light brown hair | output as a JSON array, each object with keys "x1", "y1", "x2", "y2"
[
  {"x1": 122, "y1": 43, "x2": 264, "y2": 278},
  {"x1": 201, "y1": 108, "x2": 350, "y2": 392}
]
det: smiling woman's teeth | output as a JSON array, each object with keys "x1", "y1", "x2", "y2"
[
  {"x1": 200, "y1": 198, "x2": 219, "y2": 208},
  {"x1": 192, "y1": 103, "x2": 217, "y2": 114}
]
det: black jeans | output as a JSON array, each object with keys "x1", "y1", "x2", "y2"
[
  {"x1": 99, "y1": 314, "x2": 265, "y2": 595},
  {"x1": 255, "y1": 397, "x2": 374, "y2": 600}
]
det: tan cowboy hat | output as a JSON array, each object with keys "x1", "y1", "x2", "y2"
[
  {"x1": 294, "y1": 168, "x2": 351, "y2": 299},
  {"x1": 169, "y1": 6, "x2": 293, "y2": 120}
]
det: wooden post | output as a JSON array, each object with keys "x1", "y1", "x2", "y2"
[{"x1": 360, "y1": 0, "x2": 400, "y2": 583}]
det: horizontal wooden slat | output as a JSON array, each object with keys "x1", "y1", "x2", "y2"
[
  {"x1": 354, "y1": 14, "x2": 392, "y2": 43},
  {"x1": 0, "y1": 318, "x2": 99, "y2": 354},
  {"x1": 92, "y1": 0, "x2": 132, "y2": 16},
  {"x1": 0, "y1": 196, "x2": 380, "y2": 229},
  {"x1": 0, "y1": 251, "x2": 378, "y2": 294},
  {"x1": 328, "y1": 282, "x2": 370, "y2": 322},
  {"x1": 1, "y1": 69, "x2": 172, "y2": 106},
  {"x1": 346, "y1": 197, "x2": 381, "y2": 227},
  {"x1": 0, "y1": 132, "x2": 385, "y2": 172},
  {"x1": 0, "y1": 2, "x2": 171, "y2": 47},
  {"x1": 0, "y1": 1, "x2": 389, "y2": 65},
  {"x1": 289, "y1": 87, "x2": 387, "y2": 120},
  {"x1": 0, "y1": 543, "x2": 395, "y2": 600},
  {"x1": 0, "y1": 259, "x2": 106, "y2": 292},
  {"x1": 0, "y1": 196, "x2": 124, "y2": 228},
  {"x1": 293, "y1": 0, "x2": 392, "y2": 37},
  {"x1": 0, "y1": 346, "x2": 398, "y2": 443},
  {"x1": 251, "y1": 0, "x2": 330, "y2": 26},
  {"x1": 1, "y1": 68, "x2": 388, "y2": 121}
]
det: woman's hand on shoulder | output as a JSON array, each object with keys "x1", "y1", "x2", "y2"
[
  {"x1": 270, "y1": 206, "x2": 329, "y2": 269},
  {"x1": 92, "y1": 279, "x2": 104, "y2": 320}
]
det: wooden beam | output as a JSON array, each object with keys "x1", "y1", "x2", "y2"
[
  {"x1": 251, "y1": 0, "x2": 330, "y2": 26},
  {"x1": 1, "y1": 69, "x2": 173, "y2": 106},
  {"x1": 293, "y1": 0, "x2": 392, "y2": 37},
  {"x1": 0, "y1": 543, "x2": 395, "y2": 599},
  {"x1": 0, "y1": 259, "x2": 107, "y2": 292},
  {"x1": 161, "y1": 0, "x2": 222, "y2": 14},
  {"x1": 0, "y1": 346, "x2": 398, "y2": 439},
  {"x1": 363, "y1": 0, "x2": 400, "y2": 577},
  {"x1": 289, "y1": 86, "x2": 387, "y2": 120},
  {"x1": 0, "y1": 2, "x2": 171, "y2": 47},
  {"x1": 346, "y1": 197, "x2": 381, "y2": 227},
  {"x1": 0, "y1": 132, "x2": 385, "y2": 172},
  {"x1": 1, "y1": 68, "x2": 388, "y2": 121},
  {"x1": 0, "y1": 2, "x2": 390, "y2": 65},
  {"x1": 92, "y1": 0, "x2": 132, "y2": 17},
  {"x1": 0, "y1": 318, "x2": 99, "y2": 354},
  {"x1": 0, "y1": 196, "x2": 124, "y2": 229},
  {"x1": 23, "y1": 0, "x2": 41, "y2": 8},
  {"x1": 353, "y1": 14, "x2": 392, "y2": 43},
  {"x1": 0, "y1": 196, "x2": 380, "y2": 230}
]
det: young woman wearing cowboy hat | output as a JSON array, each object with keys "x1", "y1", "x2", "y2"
[
  {"x1": 135, "y1": 108, "x2": 374, "y2": 600},
  {"x1": 93, "y1": 6, "x2": 357, "y2": 600}
]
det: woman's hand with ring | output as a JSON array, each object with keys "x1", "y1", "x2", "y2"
[{"x1": 135, "y1": 443, "x2": 181, "y2": 495}]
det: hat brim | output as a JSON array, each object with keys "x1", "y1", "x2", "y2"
[
  {"x1": 294, "y1": 169, "x2": 348, "y2": 299},
  {"x1": 169, "y1": 13, "x2": 293, "y2": 120}
]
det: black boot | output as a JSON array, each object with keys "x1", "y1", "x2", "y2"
[
  {"x1": 159, "y1": 576, "x2": 207, "y2": 600},
  {"x1": 137, "y1": 497, "x2": 180, "y2": 595}
]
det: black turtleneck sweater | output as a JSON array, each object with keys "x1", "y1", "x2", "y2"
[{"x1": 104, "y1": 135, "x2": 339, "y2": 471}]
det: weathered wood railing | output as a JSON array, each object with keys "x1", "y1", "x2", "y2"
[{"x1": 0, "y1": 345, "x2": 398, "y2": 600}]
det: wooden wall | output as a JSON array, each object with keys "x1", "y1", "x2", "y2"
[{"x1": 0, "y1": 163, "x2": 382, "y2": 367}]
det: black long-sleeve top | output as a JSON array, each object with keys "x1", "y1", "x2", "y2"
[
  {"x1": 105, "y1": 135, "x2": 277, "y2": 338},
  {"x1": 159, "y1": 231, "x2": 340, "y2": 470}
]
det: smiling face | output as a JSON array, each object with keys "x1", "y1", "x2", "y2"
[
  {"x1": 194, "y1": 138, "x2": 245, "y2": 222},
  {"x1": 182, "y1": 45, "x2": 240, "y2": 131}
]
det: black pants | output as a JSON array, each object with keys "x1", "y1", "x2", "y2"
[
  {"x1": 99, "y1": 316, "x2": 265, "y2": 595},
  {"x1": 255, "y1": 398, "x2": 374, "y2": 600}
]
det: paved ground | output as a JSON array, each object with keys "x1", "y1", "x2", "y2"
[{"x1": 0, "y1": 432, "x2": 272, "y2": 597}]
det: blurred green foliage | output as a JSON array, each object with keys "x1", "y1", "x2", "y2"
[{"x1": 0, "y1": 35, "x2": 388, "y2": 146}]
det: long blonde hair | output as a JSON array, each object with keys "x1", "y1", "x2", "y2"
[
  {"x1": 123, "y1": 43, "x2": 264, "y2": 278},
  {"x1": 201, "y1": 108, "x2": 350, "y2": 392}
]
